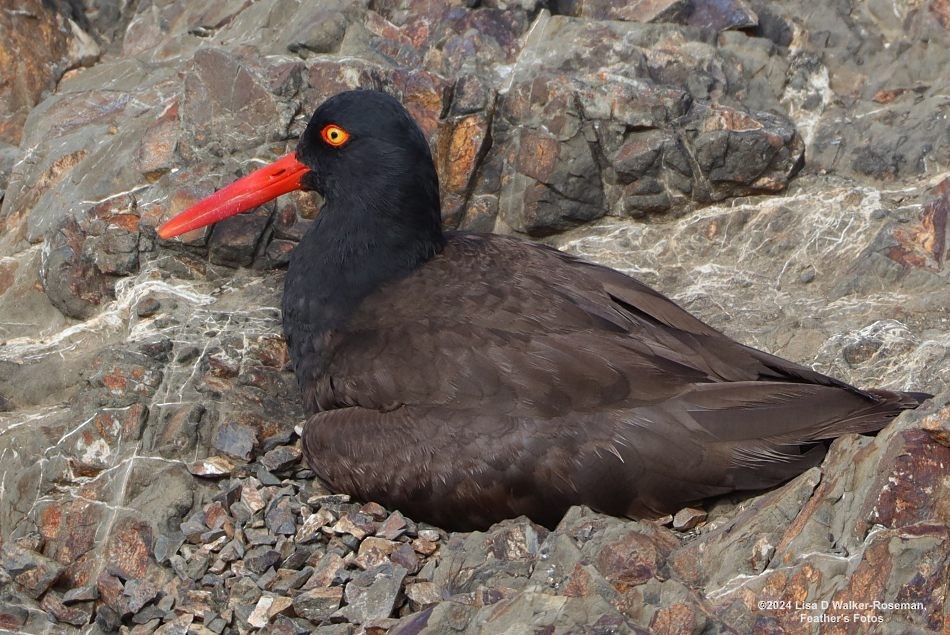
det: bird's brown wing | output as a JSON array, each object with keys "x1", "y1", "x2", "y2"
[
  {"x1": 303, "y1": 232, "x2": 868, "y2": 414},
  {"x1": 302, "y1": 381, "x2": 913, "y2": 530}
]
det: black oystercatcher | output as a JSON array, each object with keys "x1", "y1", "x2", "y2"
[{"x1": 159, "y1": 90, "x2": 929, "y2": 530}]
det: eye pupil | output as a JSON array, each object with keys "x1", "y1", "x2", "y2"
[{"x1": 322, "y1": 124, "x2": 347, "y2": 146}]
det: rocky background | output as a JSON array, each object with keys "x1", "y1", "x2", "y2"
[{"x1": 0, "y1": 0, "x2": 948, "y2": 633}]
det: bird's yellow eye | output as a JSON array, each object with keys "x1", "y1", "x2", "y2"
[{"x1": 321, "y1": 124, "x2": 350, "y2": 147}]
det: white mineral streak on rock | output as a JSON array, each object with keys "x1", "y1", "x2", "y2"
[{"x1": 556, "y1": 173, "x2": 950, "y2": 394}]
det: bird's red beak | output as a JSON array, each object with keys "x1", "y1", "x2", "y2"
[{"x1": 157, "y1": 152, "x2": 309, "y2": 239}]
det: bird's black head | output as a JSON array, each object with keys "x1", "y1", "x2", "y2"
[
  {"x1": 297, "y1": 91, "x2": 440, "y2": 220},
  {"x1": 158, "y1": 89, "x2": 444, "y2": 259}
]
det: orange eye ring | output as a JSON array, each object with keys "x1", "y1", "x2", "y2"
[{"x1": 321, "y1": 124, "x2": 350, "y2": 147}]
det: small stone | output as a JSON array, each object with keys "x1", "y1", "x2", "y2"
[
  {"x1": 214, "y1": 482, "x2": 243, "y2": 507},
  {"x1": 212, "y1": 421, "x2": 258, "y2": 460},
  {"x1": 170, "y1": 553, "x2": 209, "y2": 581},
  {"x1": 40, "y1": 590, "x2": 92, "y2": 626},
  {"x1": 673, "y1": 507, "x2": 708, "y2": 531},
  {"x1": 234, "y1": 603, "x2": 256, "y2": 628},
  {"x1": 332, "y1": 512, "x2": 374, "y2": 539},
  {"x1": 219, "y1": 539, "x2": 245, "y2": 562},
  {"x1": 0, "y1": 543, "x2": 64, "y2": 599},
  {"x1": 132, "y1": 605, "x2": 165, "y2": 624},
  {"x1": 257, "y1": 567, "x2": 278, "y2": 589},
  {"x1": 296, "y1": 508, "x2": 335, "y2": 544},
  {"x1": 246, "y1": 527, "x2": 277, "y2": 546},
  {"x1": 260, "y1": 445, "x2": 303, "y2": 472},
  {"x1": 153, "y1": 532, "x2": 185, "y2": 564},
  {"x1": 257, "y1": 465, "x2": 282, "y2": 486},
  {"x1": 389, "y1": 543, "x2": 420, "y2": 574},
  {"x1": 266, "y1": 497, "x2": 297, "y2": 535},
  {"x1": 123, "y1": 578, "x2": 160, "y2": 612},
  {"x1": 204, "y1": 501, "x2": 229, "y2": 529},
  {"x1": 405, "y1": 581, "x2": 441, "y2": 610},
  {"x1": 293, "y1": 586, "x2": 344, "y2": 623},
  {"x1": 248, "y1": 596, "x2": 276, "y2": 628},
  {"x1": 188, "y1": 456, "x2": 236, "y2": 477},
  {"x1": 260, "y1": 427, "x2": 296, "y2": 453},
  {"x1": 96, "y1": 603, "x2": 123, "y2": 631},
  {"x1": 200, "y1": 532, "x2": 228, "y2": 549},
  {"x1": 303, "y1": 553, "x2": 347, "y2": 589},
  {"x1": 365, "y1": 617, "x2": 399, "y2": 634},
  {"x1": 307, "y1": 493, "x2": 350, "y2": 510},
  {"x1": 201, "y1": 574, "x2": 225, "y2": 588},
  {"x1": 244, "y1": 547, "x2": 282, "y2": 575},
  {"x1": 0, "y1": 604, "x2": 28, "y2": 631},
  {"x1": 417, "y1": 529, "x2": 440, "y2": 542},
  {"x1": 181, "y1": 515, "x2": 207, "y2": 544},
  {"x1": 269, "y1": 614, "x2": 313, "y2": 635},
  {"x1": 376, "y1": 511, "x2": 408, "y2": 540},
  {"x1": 242, "y1": 483, "x2": 266, "y2": 513},
  {"x1": 335, "y1": 563, "x2": 407, "y2": 623},
  {"x1": 271, "y1": 566, "x2": 313, "y2": 592},
  {"x1": 411, "y1": 538, "x2": 438, "y2": 556},
  {"x1": 208, "y1": 558, "x2": 227, "y2": 574},
  {"x1": 268, "y1": 595, "x2": 293, "y2": 618},
  {"x1": 62, "y1": 585, "x2": 99, "y2": 603},
  {"x1": 230, "y1": 576, "x2": 262, "y2": 606},
  {"x1": 416, "y1": 560, "x2": 437, "y2": 582},
  {"x1": 229, "y1": 500, "x2": 253, "y2": 523},
  {"x1": 177, "y1": 590, "x2": 212, "y2": 616},
  {"x1": 339, "y1": 534, "x2": 361, "y2": 552},
  {"x1": 282, "y1": 545, "x2": 313, "y2": 570},
  {"x1": 157, "y1": 592, "x2": 174, "y2": 612},
  {"x1": 136, "y1": 297, "x2": 161, "y2": 317},
  {"x1": 359, "y1": 502, "x2": 388, "y2": 520},
  {"x1": 13, "y1": 534, "x2": 43, "y2": 552},
  {"x1": 155, "y1": 612, "x2": 194, "y2": 635},
  {"x1": 354, "y1": 537, "x2": 398, "y2": 570}
]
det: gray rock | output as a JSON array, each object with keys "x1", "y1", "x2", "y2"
[
  {"x1": 212, "y1": 421, "x2": 258, "y2": 460},
  {"x1": 62, "y1": 585, "x2": 99, "y2": 604},
  {"x1": 293, "y1": 586, "x2": 344, "y2": 623},
  {"x1": 672, "y1": 507, "x2": 707, "y2": 531},
  {"x1": 245, "y1": 547, "x2": 282, "y2": 575},
  {"x1": 187, "y1": 455, "x2": 236, "y2": 477},
  {"x1": 335, "y1": 563, "x2": 407, "y2": 623},
  {"x1": 0, "y1": 543, "x2": 64, "y2": 599},
  {"x1": 260, "y1": 445, "x2": 303, "y2": 472}
]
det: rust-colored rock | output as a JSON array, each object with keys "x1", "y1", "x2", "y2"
[
  {"x1": 888, "y1": 177, "x2": 948, "y2": 271},
  {"x1": 0, "y1": 0, "x2": 98, "y2": 145},
  {"x1": 437, "y1": 112, "x2": 491, "y2": 225},
  {"x1": 105, "y1": 517, "x2": 154, "y2": 581},
  {"x1": 868, "y1": 428, "x2": 950, "y2": 529},
  {"x1": 921, "y1": 404, "x2": 950, "y2": 447},
  {"x1": 135, "y1": 100, "x2": 180, "y2": 180},
  {"x1": 594, "y1": 528, "x2": 677, "y2": 591}
]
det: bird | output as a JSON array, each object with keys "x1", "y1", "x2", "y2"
[{"x1": 158, "y1": 90, "x2": 930, "y2": 531}]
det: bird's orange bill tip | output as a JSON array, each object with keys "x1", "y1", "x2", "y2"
[{"x1": 157, "y1": 152, "x2": 309, "y2": 240}]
